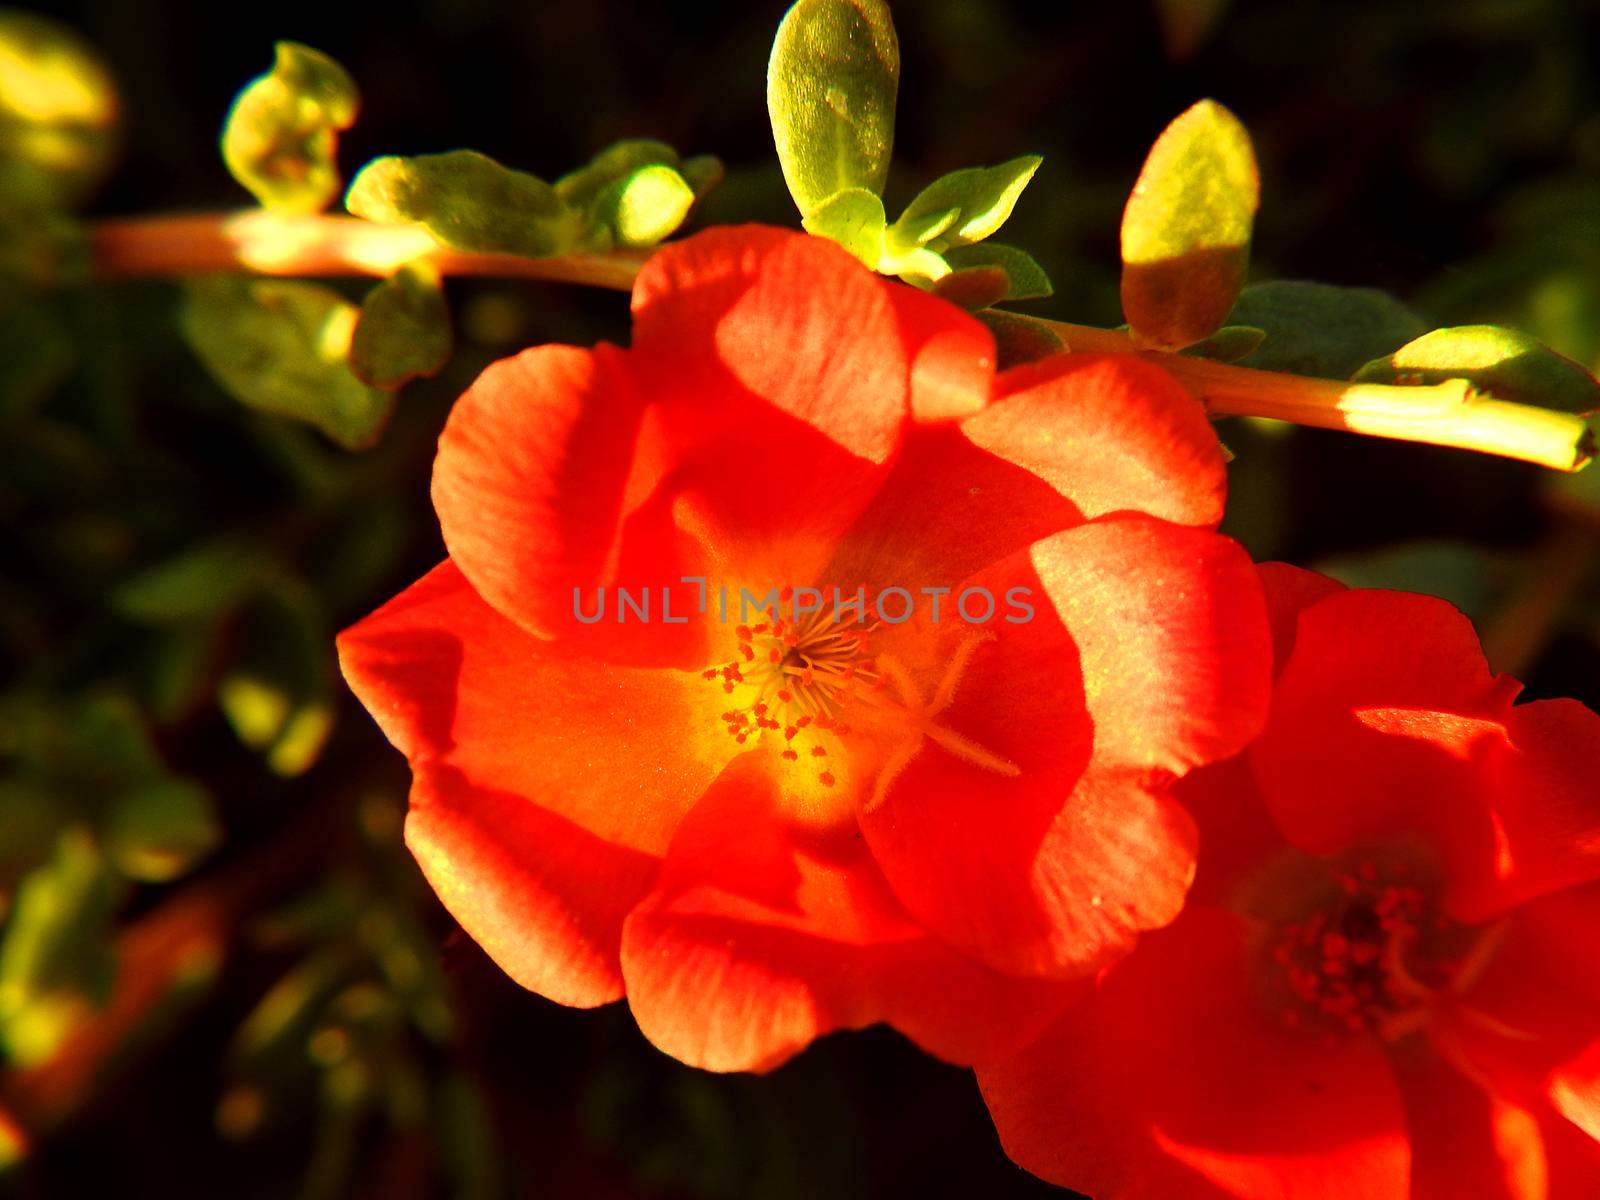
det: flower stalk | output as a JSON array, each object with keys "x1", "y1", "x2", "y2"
[
  {"x1": 89, "y1": 211, "x2": 649, "y2": 291},
  {"x1": 87, "y1": 213, "x2": 1596, "y2": 472}
]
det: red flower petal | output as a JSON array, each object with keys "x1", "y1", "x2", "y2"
[
  {"x1": 977, "y1": 907, "x2": 1410, "y2": 1199},
  {"x1": 1448, "y1": 881, "x2": 1600, "y2": 1144},
  {"x1": 619, "y1": 754, "x2": 1071, "y2": 1072},
  {"x1": 1256, "y1": 560, "x2": 1346, "y2": 675},
  {"x1": 433, "y1": 343, "x2": 646, "y2": 643},
  {"x1": 972, "y1": 354, "x2": 1227, "y2": 528},
  {"x1": 823, "y1": 421, "x2": 1085, "y2": 597},
  {"x1": 1393, "y1": 1042, "x2": 1550, "y2": 1200},
  {"x1": 1478, "y1": 698, "x2": 1600, "y2": 915},
  {"x1": 827, "y1": 355, "x2": 1232, "y2": 598},
  {"x1": 883, "y1": 279, "x2": 997, "y2": 423},
  {"x1": 1251, "y1": 589, "x2": 1600, "y2": 918},
  {"x1": 1036, "y1": 515, "x2": 1271, "y2": 775},
  {"x1": 1172, "y1": 752, "x2": 1283, "y2": 907},
  {"x1": 631, "y1": 225, "x2": 909, "y2": 465},
  {"x1": 336, "y1": 559, "x2": 722, "y2": 857},
  {"x1": 860, "y1": 519, "x2": 1269, "y2": 977},
  {"x1": 407, "y1": 764, "x2": 656, "y2": 1007}
]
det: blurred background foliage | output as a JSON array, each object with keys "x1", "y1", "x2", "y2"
[{"x1": 1, "y1": 0, "x2": 1598, "y2": 1196}]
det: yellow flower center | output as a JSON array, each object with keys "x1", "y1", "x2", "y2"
[{"x1": 698, "y1": 587, "x2": 1020, "y2": 823}]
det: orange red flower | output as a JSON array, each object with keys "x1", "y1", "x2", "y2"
[
  {"x1": 978, "y1": 567, "x2": 1600, "y2": 1198},
  {"x1": 337, "y1": 225, "x2": 1271, "y2": 1072}
]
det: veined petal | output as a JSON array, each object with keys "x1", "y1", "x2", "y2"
[
  {"x1": 620, "y1": 754, "x2": 1071, "y2": 1072},
  {"x1": 631, "y1": 225, "x2": 908, "y2": 464},
  {"x1": 336, "y1": 559, "x2": 724, "y2": 856},
  {"x1": 859, "y1": 532, "x2": 1249, "y2": 978},
  {"x1": 1037, "y1": 515, "x2": 1271, "y2": 775},
  {"x1": 407, "y1": 764, "x2": 656, "y2": 1007},
  {"x1": 973, "y1": 354, "x2": 1227, "y2": 528},
  {"x1": 433, "y1": 342, "x2": 645, "y2": 642}
]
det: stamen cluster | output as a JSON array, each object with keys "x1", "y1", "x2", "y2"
[{"x1": 701, "y1": 591, "x2": 882, "y2": 789}]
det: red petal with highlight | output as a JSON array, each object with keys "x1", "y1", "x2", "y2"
[
  {"x1": 859, "y1": 527, "x2": 1258, "y2": 977},
  {"x1": 336, "y1": 560, "x2": 722, "y2": 857},
  {"x1": 407, "y1": 764, "x2": 656, "y2": 1007},
  {"x1": 433, "y1": 343, "x2": 642, "y2": 642},
  {"x1": 973, "y1": 354, "x2": 1227, "y2": 528}
]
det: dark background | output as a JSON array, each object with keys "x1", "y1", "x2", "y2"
[{"x1": 4, "y1": 0, "x2": 1599, "y2": 1196}]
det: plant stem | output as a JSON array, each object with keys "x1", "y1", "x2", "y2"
[
  {"x1": 89, "y1": 212, "x2": 647, "y2": 291},
  {"x1": 86, "y1": 213, "x2": 1596, "y2": 472},
  {"x1": 1041, "y1": 320, "x2": 1596, "y2": 473}
]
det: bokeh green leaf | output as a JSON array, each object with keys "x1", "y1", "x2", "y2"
[
  {"x1": 112, "y1": 537, "x2": 267, "y2": 625},
  {"x1": 349, "y1": 263, "x2": 452, "y2": 390},
  {"x1": 345, "y1": 150, "x2": 583, "y2": 259},
  {"x1": 0, "y1": 10, "x2": 120, "y2": 210},
  {"x1": 222, "y1": 42, "x2": 357, "y2": 215},
  {"x1": 1120, "y1": 99, "x2": 1259, "y2": 351},
  {"x1": 768, "y1": 0, "x2": 899, "y2": 216},
  {"x1": 102, "y1": 780, "x2": 220, "y2": 884},
  {"x1": 180, "y1": 276, "x2": 394, "y2": 450},
  {"x1": 218, "y1": 583, "x2": 335, "y2": 777},
  {"x1": 0, "y1": 829, "x2": 117, "y2": 1066}
]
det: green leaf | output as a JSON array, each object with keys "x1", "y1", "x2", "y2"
[
  {"x1": 1120, "y1": 99, "x2": 1259, "y2": 351},
  {"x1": 1226, "y1": 280, "x2": 1427, "y2": 379},
  {"x1": 554, "y1": 139, "x2": 679, "y2": 211},
  {"x1": 180, "y1": 276, "x2": 394, "y2": 450},
  {"x1": 596, "y1": 164, "x2": 697, "y2": 249},
  {"x1": 890, "y1": 155, "x2": 1042, "y2": 251},
  {"x1": 801, "y1": 186, "x2": 886, "y2": 267},
  {"x1": 1352, "y1": 325, "x2": 1600, "y2": 415},
  {"x1": 221, "y1": 42, "x2": 357, "y2": 215},
  {"x1": 112, "y1": 537, "x2": 266, "y2": 624},
  {"x1": 349, "y1": 263, "x2": 452, "y2": 389},
  {"x1": 345, "y1": 150, "x2": 583, "y2": 259},
  {"x1": 1181, "y1": 324, "x2": 1266, "y2": 362},
  {"x1": 943, "y1": 242, "x2": 1053, "y2": 301},
  {"x1": 767, "y1": 0, "x2": 899, "y2": 216},
  {"x1": 885, "y1": 205, "x2": 959, "y2": 254},
  {"x1": 0, "y1": 829, "x2": 118, "y2": 1067},
  {"x1": 977, "y1": 310, "x2": 1067, "y2": 369},
  {"x1": 102, "y1": 780, "x2": 220, "y2": 884},
  {"x1": 0, "y1": 10, "x2": 121, "y2": 210}
]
